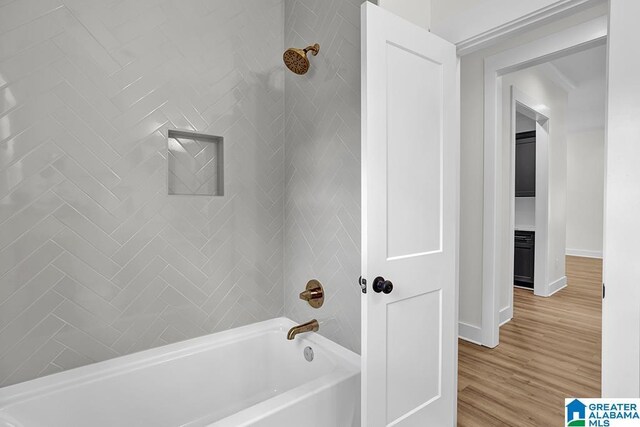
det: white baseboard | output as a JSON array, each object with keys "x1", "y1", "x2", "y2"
[
  {"x1": 566, "y1": 248, "x2": 603, "y2": 259},
  {"x1": 459, "y1": 321, "x2": 482, "y2": 345},
  {"x1": 499, "y1": 307, "x2": 512, "y2": 326},
  {"x1": 548, "y1": 276, "x2": 567, "y2": 296}
]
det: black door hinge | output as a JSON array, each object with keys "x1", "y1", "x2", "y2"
[
  {"x1": 602, "y1": 283, "x2": 605, "y2": 299},
  {"x1": 359, "y1": 276, "x2": 367, "y2": 294}
]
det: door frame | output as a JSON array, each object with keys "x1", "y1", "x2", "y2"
[
  {"x1": 504, "y1": 87, "x2": 552, "y2": 325},
  {"x1": 480, "y1": 15, "x2": 607, "y2": 347}
]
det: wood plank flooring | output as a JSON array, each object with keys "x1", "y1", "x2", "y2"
[{"x1": 457, "y1": 256, "x2": 602, "y2": 426}]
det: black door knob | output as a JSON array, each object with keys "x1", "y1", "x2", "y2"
[{"x1": 372, "y1": 276, "x2": 393, "y2": 294}]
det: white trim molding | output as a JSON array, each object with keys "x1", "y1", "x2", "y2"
[
  {"x1": 481, "y1": 16, "x2": 607, "y2": 348},
  {"x1": 547, "y1": 276, "x2": 568, "y2": 296},
  {"x1": 459, "y1": 322, "x2": 483, "y2": 345},
  {"x1": 499, "y1": 307, "x2": 512, "y2": 326},
  {"x1": 566, "y1": 248, "x2": 603, "y2": 258},
  {"x1": 449, "y1": 0, "x2": 606, "y2": 55}
]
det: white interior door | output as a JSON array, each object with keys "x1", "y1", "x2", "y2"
[{"x1": 361, "y1": 3, "x2": 459, "y2": 426}]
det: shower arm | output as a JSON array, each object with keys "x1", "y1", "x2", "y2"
[{"x1": 304, "y1": 44, "x2": 320, "y2": 56}]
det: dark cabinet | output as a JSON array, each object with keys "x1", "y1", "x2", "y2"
[
  {"x1": 515, "y1": 131, "x2": 536, "y2": 197},
  {"x1": 514, "y1": 230, "x2": 535, "y2": 288}
]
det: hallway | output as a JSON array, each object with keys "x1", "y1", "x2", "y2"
[{"x1": 457, "y1": 256, "x2": 602, "y2": 426}]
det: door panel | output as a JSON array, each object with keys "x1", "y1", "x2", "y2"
[
  {"x1": 386, "y1": 42, "x2": 443, "y2": 259},
  {"x1": 386, "y1": 290, "x2": 441, "y2": 423},
  {"x1": 361, "y1": 3, "x2": 459, "y2": 426}
]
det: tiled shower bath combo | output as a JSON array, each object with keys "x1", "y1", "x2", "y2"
[{"x1": 0, "y1": 0, "x2": 362, "y2": 425}]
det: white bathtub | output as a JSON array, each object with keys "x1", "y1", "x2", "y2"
[{"x1": 0, "y1": 318, "x2": 360, "y2": 427}]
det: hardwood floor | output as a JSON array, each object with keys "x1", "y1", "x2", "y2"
[{"x1": 457, "y1": 256, "x2": 602, "y2": 426}]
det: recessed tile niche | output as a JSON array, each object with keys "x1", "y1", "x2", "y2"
[{"x1": 167, "y1": 129, "x2": 224, "y2": 196}]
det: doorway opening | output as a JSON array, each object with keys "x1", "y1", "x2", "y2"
[
  {"x1": 479, "y1": 14, "x2": 607, "y2": 349},
  {"x1": 458, "y1": 26, "x2": 606, "y2": 427},
  {"x1": 502, "y1": 44, "x2": 607, "y2": 327}
]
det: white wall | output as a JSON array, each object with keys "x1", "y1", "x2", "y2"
[
  {"x1": 377, "y1": 0, "x2": 431, "y2": 30},
  {"x1": 516, "y1": 112, "x2": 536, "y2": 132},
  {"x1": 567, "y1": 77, "x2": 606, "y2": 133},
  {"x1": 602, "y1": 0, "x2": 640, "y2": 398},
  {"x1": 457, "y1": 4, "x2": 605, "y2": 329},
  {"x1": 500, "y1": 67, "x2": 568, "y2": 312},
  {"x1": 515, "y1": 198, "x2": 536, "y2": 229},
  {"x1": 566, "y1": 129, "x2": 604, "y2": 258},
  {"x1": 431, "y1": 0, "x2": 485, "y2": 28},
  {"x1": 563, "y1": 48, "x2": 605, "y2": 259}
]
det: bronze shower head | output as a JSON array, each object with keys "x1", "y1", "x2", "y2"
[{"x1": 283, "y1": 43, "x2": 320, "y2": 75}]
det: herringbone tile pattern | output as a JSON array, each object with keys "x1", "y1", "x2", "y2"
[
  {"x1": 284, "y1": 0, "x2": 362, "y2": 353},
  {"x1": 0, "y1": 0, "x2": 285, "y2": 386}
]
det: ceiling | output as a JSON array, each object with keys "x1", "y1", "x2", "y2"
[{"x1": 550, "y1": 44, "x2": 607, "y2": 86}]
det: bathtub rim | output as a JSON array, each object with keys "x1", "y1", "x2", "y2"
[{"x1": 0, "y1": 317, "x2": 360, "y2": 409}]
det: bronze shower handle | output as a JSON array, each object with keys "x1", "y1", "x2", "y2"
[{"x1": 299, "y1": 280, "x2": 324, "y2": 308}]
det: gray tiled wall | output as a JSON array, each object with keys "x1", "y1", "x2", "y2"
[
  {"x1": 283, "y1": 0, "x2": 362, "y2": 354},
  {"x1": 0, "y1": 0, "x2": 364, "y2": 387},
  {"x1": 0, "y1": 0, "x2": 285, "y2": 386}
]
